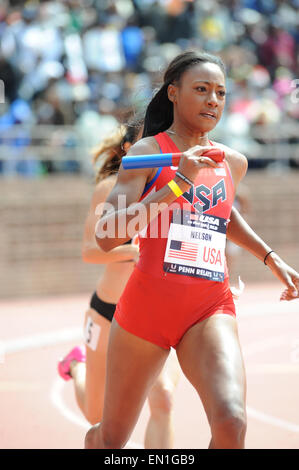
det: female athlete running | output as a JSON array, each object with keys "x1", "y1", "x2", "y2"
[{"x1": 85, "y1": 50, "x2": 299, "y2": 449}]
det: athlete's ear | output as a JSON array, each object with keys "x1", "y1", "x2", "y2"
[{"x1": 167, "y1": 84, "x2": 177, "y2": 104}]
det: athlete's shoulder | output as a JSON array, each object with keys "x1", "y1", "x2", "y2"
[
  {"x1": 212, "y1": 141, "x2": 247, "y2": 165},
  {"x1": 126, "y1": 136, "x2": 160, "y2": 156},
  {"x1": 212, "y1": 141, "x2": 248, "y2": 180}
]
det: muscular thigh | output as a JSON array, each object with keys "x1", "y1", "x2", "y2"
[
  {"x1": 176, "y1": 314, "x2": 246, "y2": 421},
  {"x1": 102, "y1": 318, "x2": 170, "y2": 439}
]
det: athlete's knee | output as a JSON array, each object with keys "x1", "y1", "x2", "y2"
[
  {"x1": 147, "y1": 381, "x2": 174, "y2": 417},
  {"x1": 85, "y1": 422, "x2": 127, "y2": 449},
  {"x1": 84, "y1": 423, "x2": 101, "y2": 449},
  {"x1": 100, "y1": 424, "x2": 129, "y2": 449},
  {"x1": 210, "y1": 402, "x2": 247, "y2": 446}
]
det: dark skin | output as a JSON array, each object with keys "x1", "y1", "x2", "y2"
[{"x1": 86, "y1": 62, "x2": 299, "y2": 449}]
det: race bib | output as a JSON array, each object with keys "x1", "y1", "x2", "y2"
[
  {"x1": 84, "y1": 316, "x2": 101, "y2": 351},
  {"x1": 163, "y1": 209, "x2": 227, "y2": 282}
]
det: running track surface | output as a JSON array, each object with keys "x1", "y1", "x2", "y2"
[{"x1": 1, "y1": 282, "x2": 299, "y2": 449}]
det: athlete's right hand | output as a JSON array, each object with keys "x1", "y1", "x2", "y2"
[{"x1": 178, "y1": 145, "x2": 221, "y2": 182}]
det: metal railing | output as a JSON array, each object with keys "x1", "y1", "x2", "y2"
[{"x1": 0, "y1": 124, "x2": 298, "y2": 175}]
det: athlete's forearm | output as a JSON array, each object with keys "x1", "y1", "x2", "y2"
[
  {"x1": 82, "y1": 243, "x2": 138, "y2": 264},
  {"x1": 95, "y1": 175, "x2": 191, "y2": 251},
  {"x1": 227, "y1": 206, "x2": 272, "y2": 262}
]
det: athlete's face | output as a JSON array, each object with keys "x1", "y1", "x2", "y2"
[{"x1": 169, "y1": 62, "x2": 226, "y2": 133}]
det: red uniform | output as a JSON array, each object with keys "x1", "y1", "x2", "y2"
[{"x1": 115, "y1": 132, "x2": 236, "y2": 349}]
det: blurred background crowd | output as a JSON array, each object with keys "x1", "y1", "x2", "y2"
[{"x1": 0, "y1": 0, "x2": 298, "y2": 176}]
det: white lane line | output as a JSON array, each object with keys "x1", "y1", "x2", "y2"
[
  {"x1": 3, "y1": 305, "x2": 299, "y2": 440},
  {"x1": 243, "y1": 335, "x2": 299, "y2": 433},
  {"x1": 2, "y1": 327, "x2": 82, "y2": 356},
  {"x1": 50, "y1": 378, "x2": 144, "y2": 449},
  {"x1": 50, "y1": 377, "x2": 89, "y2": 430},
  {"x1": 3, "y1": 326, "x2": 144, "y2": 448},
  {"x1": 247, "y1": 407, "x2": 299, "y2": 433},
  {"x1": 1, "y1": 296, "x2": 295, "y2": 356}
]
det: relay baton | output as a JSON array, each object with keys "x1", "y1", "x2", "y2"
[{"x1": 122, "y1": 148, "x2": 224, "y2": 169}]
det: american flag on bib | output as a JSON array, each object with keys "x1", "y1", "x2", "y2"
[{"x1": 168, "y1": 240, "x2": 198, "y2": 261}]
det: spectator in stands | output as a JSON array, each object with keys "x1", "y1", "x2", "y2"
[{"x1": 0, "y1": 0, "x2": 298, "y2": 176}]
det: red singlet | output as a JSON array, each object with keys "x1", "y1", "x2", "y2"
[{"x1": 115, "y1": 132, "x2": 236, "y2": 349}]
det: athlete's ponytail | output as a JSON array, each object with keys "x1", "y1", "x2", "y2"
[
  {"x1": 93, "y1": 114, "x2": 143, "y2": 184},
  {"x1": 142, "y1": 50, "x2": 226, "y2": 138},
  {"x1": 142, "y1": 83, "x2": 174, "y2": 138}
]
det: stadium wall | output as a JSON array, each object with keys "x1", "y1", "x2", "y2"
[{"x1": 1, "y1": 171, "x2": 299, "y2": 298}]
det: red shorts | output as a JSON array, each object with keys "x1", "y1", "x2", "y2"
[{"x1": 114, "y1": 267, "x2": 236, "y2": 350}]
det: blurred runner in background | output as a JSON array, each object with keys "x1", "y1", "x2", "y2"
[{"x1": 58, "y1": 118, "x2": 180, "y2": 449}]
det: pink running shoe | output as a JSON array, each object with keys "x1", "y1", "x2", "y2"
[{"x1": 58, "y1": 346, "x2": 86, "y2": 381}]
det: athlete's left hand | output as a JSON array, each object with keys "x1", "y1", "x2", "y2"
[
  {"x1": 279, "y1": 275, "x2": 299, "y2": 301},
  {"x1": 267, "y1": 254, "x2": 299, "y2": 301}
]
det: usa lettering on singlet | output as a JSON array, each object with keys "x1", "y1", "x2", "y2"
[{"x1": 137, "y1": 132, "x2": 234, "y2": 283}]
